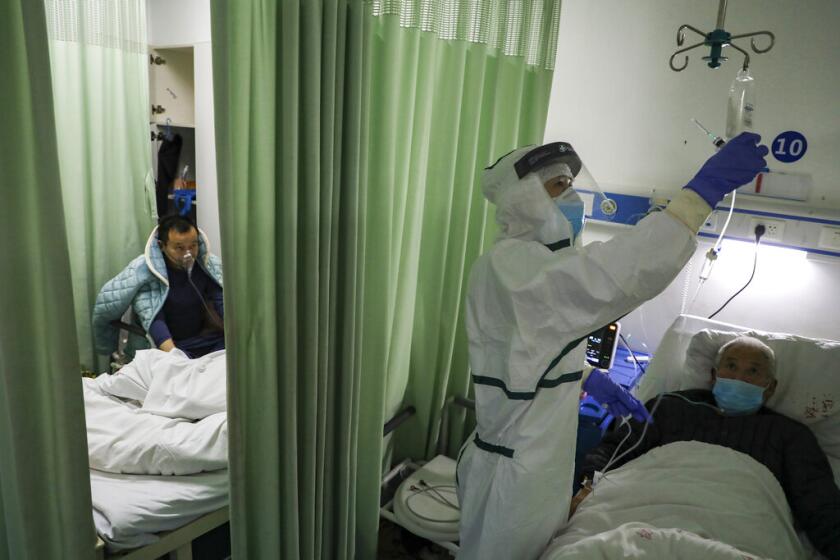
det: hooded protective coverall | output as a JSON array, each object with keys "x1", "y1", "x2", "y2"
[{"x1": 456, "y1": 144, "x2": 740, "y2": 560}]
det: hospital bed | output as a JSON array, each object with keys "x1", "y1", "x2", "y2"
[
  {"x1": 94, "y1": 506, "x2": 229, "y2": 560},
  {"x1": 541, "y1": 314, "x2": 840, "y2": 560},
  {"x1": 86, "y1": 349, "x2": 231, "y2": 559},
  {"x1": 91, "y1": 470, "x2": 229, "y2": 559},
  {"x1": 383, "y1": 315, "x2": 840, "y2": 559}
]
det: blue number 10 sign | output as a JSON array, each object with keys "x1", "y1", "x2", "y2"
[{"x1": 772, "y1": 131, "x2": 808, "y2": 163}]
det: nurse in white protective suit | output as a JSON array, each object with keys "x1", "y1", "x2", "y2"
[{"x1": 456, "y1": 134, "x2": 769, "y2": 560}]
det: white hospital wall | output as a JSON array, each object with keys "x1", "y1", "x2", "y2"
[
  {"x1": 545, "y1": 0, "x2": 840, "y2": 208},
  {"x1": 583, "y1": 222, "x2": 840, "y2": 352},
  {"x1": 146, "y1": 0, "x2": 221, "y2": 257},
  {"x1": 549, "y1": 1, "x2": 840, "y2": 351},
  {"x1": 146, "y1": 0, "x2": 211, "y2": 45}
]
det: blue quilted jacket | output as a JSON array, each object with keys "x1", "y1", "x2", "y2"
[{"x1": 92, "y1": 227, "x2": 223, "y2": 355}]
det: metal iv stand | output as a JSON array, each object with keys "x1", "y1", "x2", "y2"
[{"x1": 669, "y1": 0, "x2": 775, "y2": 72}]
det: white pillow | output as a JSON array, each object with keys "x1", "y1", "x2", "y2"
[{"x1": 683, "y1": 328, "x2": 840, "y2": 487}]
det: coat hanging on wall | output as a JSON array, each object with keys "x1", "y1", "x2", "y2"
[{"x1": 156, "y1": 133, "x2": 183, "y2": 217}]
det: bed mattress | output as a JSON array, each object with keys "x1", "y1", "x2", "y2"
[{"x1": 91, "y1": 468, "x2": 229, "y2": 551}]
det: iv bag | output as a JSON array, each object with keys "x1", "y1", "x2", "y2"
[{"x1": 725, "y1": 68, "x2": 756, "y2": 139}]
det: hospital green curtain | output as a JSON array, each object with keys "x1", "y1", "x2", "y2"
[
  {"x1": 45, "y1": 0, "x2": 156, "y2": 372},
  {"x1": 212, "y1": 3, "x2": 369, "y2": 558},
  {"x1": 211, "y1": 0, "x2": 559, "y2": 558},
  {"x1": 368, "y1": 1, "x2": 560, "y2": 463},
  {"x1": 0, "y1": 1, "x2": 95, "y2": 558}
]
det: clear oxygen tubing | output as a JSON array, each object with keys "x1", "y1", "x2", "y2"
[
  {"x1": 591, "y1": 336, "x2": 713, "y2": 488},
  {"x1": 181, "y1": 251, "x2": 220, "y2": 324},
  {"x1": 598, "y1": 394, "x2": 663, "y2": 478},
  {"x1": 594, "y1": 391, "x2": 723, "y2": 489},
  {"x1": 591, "y1": 339, "x2": 662, "y2": 488}
]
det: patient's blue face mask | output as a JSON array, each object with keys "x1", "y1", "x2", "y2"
[
  {"x1": 553, "y1": 188, "x2": 585, "y2": 241},
  {"x1": 713, "y1": 378, "x2": 768, "y2": 416}
]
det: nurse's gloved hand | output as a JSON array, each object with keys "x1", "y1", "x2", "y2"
[
  {"x1": 583, "y1": 369, "x2": 652, "y2": 424},
  {"x1": 684, "y1": 132, "x2": 769, "y2": 208}
]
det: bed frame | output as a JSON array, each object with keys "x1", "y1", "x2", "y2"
[{"x1": 94, "y1": 506, "x2": 229, "y2": 560}]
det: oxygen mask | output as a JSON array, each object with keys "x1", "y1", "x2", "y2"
[{"x1": 181, "y1": 251, "x2": 195, "y2": 275}]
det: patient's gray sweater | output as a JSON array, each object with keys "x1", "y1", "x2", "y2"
[{"x1": 583, "y1": 389, "x2": 840, "y2": 560}]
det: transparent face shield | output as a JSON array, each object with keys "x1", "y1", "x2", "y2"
[
  {"x1": 572, "y1": 160, "x2": 618, "y2": 217},
  {"x1": 514, "y1": 142, "x2": 618, "y2": 219}
]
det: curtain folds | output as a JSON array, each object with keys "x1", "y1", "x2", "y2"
[
  {"x1": 359, "y1": 7, "x2": 557, "y2": 548},
  {"x1": 45, "y1": 0, "x2": 155, "y2": 371},
  {"x1": 370, "y1": 0, "x2": 560, "y2": 69},
  {"x1": 364, "y1": 15, "x2": 555, "y2": 461},
  {"x1": 212, "y1": 1, "x2": 371, "y2": 558},
  {"x1": 212, "y1": 0, "x2": 558, "y2": 557},
  {"x1": 0, "y1": 1, "x2": 95, "y2": 558}
]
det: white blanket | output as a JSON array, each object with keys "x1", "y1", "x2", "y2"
[
  {"x1": 541, "y1": 442, "x2": 812, "y2": 560},
  {"x1": 84, "y1": 349, "x2": 228, "y2": 475},
  {"x1": 92, "y1": 469, "x2": 229, "y2": 550}
]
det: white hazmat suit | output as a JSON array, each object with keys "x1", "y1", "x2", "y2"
[{"x1": 456, "y1": 144, "x2": 713, "y2": 560}]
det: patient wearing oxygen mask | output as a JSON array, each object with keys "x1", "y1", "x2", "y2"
[
  {"x1": 93, "y1": 214, "x2": 225, "y2": 359},
  {"x1": 150, "y1": 215, "x2": 225, "y2": 357},
  {"x1": 575, "y1": 336, "x2": 840, "y2": 559}
]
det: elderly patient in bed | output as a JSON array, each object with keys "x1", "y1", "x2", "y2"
[{"x1": 574, "y1": 336, "x2": 840, "y2": 560}]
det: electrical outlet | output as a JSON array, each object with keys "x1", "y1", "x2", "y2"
[
  {"x1": 749, "y1": 218, "x2": 785, "y2": 241},
  {"x1": 818, "y1": 226, "x2": 840, "y2": 250}
]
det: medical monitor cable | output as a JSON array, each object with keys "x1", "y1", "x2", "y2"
[
  {"x1": 597, "y1": 392, "x2": 664, "y2": 483},
  {"x1": 619, "y1": 334, "x2": 647, "y2": 377},
  {"x1": 707, "y1": 224, "x2": 764, "y2": 320},
  {"x1": 596, "y1": 387, "x2": 693, "y2": 489},
  {"x1": 659, "y1": 391, "x2": 721, "y2": 413},
  {"x1": 595, "y1": 389, "x2": 727, "y2": 490},
  {"x1": 592, "y1": 336, "x2": 654, "y2": 488}
]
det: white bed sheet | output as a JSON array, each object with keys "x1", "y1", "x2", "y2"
[
  {"x1": 542, "y1": 442, "x2": 817, "y2": 559},
  {"x1": 91, "y1": 468, "x2": 229, "y2": 551}
]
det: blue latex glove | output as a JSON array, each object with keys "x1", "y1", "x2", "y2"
[
  {"x1": 583, "y1": 369, "x2": 653, "y2": 424},
  {"x1": 684, "y1": 132, "x2": 770, "y2": 208}
]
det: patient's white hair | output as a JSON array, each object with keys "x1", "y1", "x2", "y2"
[{"x1": 715, "y1": 336, "x2": 776, "y2": 379}]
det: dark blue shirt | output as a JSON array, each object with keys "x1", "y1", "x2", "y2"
[{"x1": 148, "y1": 258, "x2": 224, "y2": 346}]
